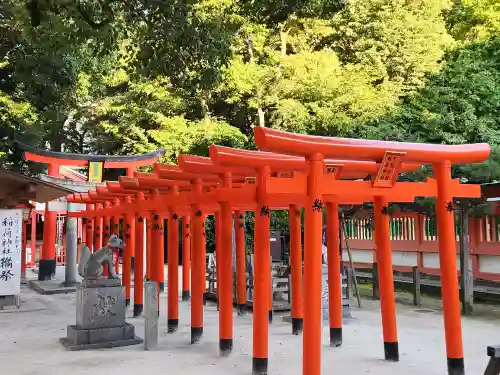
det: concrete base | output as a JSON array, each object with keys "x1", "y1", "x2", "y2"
[
  {"x1": 60, "y1": 322, "x2": 143, "y2": 351},
  {"x1": 29, "y1": 280, "x2": 78, "y2": 295},
  {"x1": 59, "y1": 337, "x2": 143, "y2": 351}
]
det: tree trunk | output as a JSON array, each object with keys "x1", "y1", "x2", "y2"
[
  {"x1": 245, "y1": 35, "x2": 255, "y2": 63},
  {"x1": 200, "y1": 97, "x2": 210, "y2": 121},
  {"x1": 258, "y1": 107, "x2": 265, "y2": 127},
  {"x1": 279, "y1": 25, "x2": 288, "y2": 56}
]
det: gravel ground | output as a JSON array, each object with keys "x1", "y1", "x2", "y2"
[{"x1": 0, "y1": 266, "x2": 496, "y2": 375}]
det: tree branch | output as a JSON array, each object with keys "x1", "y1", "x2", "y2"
[{"x1": 76, "y1": 0, "x2": 112, "y2": 29}]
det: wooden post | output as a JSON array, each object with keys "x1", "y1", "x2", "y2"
[
  {"x1": 252, "y1": 167, "x2": 271, "y2": 375},
  {"x1": 412, "y1": 266, "x2": 421, "y2": 306},
  {"x1": 191, "y1": 179, "x2": 204, "y2": 344},
  {"x1": 459, "y1": 200, "x2": 474, "y2": 315},
  {"x1": 374, "y1": 196, "x2": 399, "y2": 362},
  {"x1": 167, "y1": 209, "x2": 180, "y2": 333},
  {"x1": 123, "y1": 196, "x2": 135, "y2": 307},
  {"x1": 303, "y1": 154, "x2": 324, "y2": 375},
  {"x1": 134, "y1": 204, "x2": 145, "y2": 317},
  {"x1": 235, "y1": 210, "x2": 247, "y2": 315},
  {"x1": 182, "y1": 216, "x2": 191, "y2": 301},
  {"x1": 269, "y1": 256, "x2": 273, "y2": 323},
  {"x1": 326, "y1": 202, "x2": 342, "y2": 347},
  {"x1": 201, "y1": 214, "x2": 208, "y2": 306},
  {"x1": 38, "y1": 163, "x2": 59, "y2": 280},
  {"x1": 103, "y1": 202, "x2": 111, "y2": 246},
  {"x1": 434, "y1": 161, "x2": 464, "y2": 375},
  {"x1": 93, "y1": 204, "x2": 103, "y2": 253},
  {"x1": 219, "y1": 172, "x2": 234, "y2": 356},
  {"x1": 102, "y1": 201, "x2": 111, "y2": 277},
  {"x1": 30, "y1": 211, "x2": 37, "y2": 267},
  {"x1": 215, "y1": 213, "x2": 221, "y2": 309},
  {"x1": 85, "y1": 204, "x2": 94, "y2": 252},
  {"x1": 146, "y1": 214, "x2": 152, "y2": 280},
  {"x1": 289, "y1": 204, "x2": 303, "y2": 335},
  {"x1": 39, "y1": 200, "x2": 57, "y2": 280},
  {"x1": 112, "y1": 199, "x2": 121, "y2": 275},
  {"x1": 151, "y1": 209, "x2": 165, "y2": 294}
]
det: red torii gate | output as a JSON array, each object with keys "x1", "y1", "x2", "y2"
[
  {"x1": 252, "y1": 127, "x2": 489, "y2": 375},
  {"x1": 66, "y1": 128, "x2": 489, "y2": 375},
  {"x1": 208, "y1": 145, "x2": 455, "y2": 374},
  {"x1": 18, "y1": 142, "x2": 163, "y2": 281}
]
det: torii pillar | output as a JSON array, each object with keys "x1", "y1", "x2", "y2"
[
  {"x1": 182, "y1": 215, "x2": 191, "y2": 301},
  {"x1": 39, "y1": 163, "x2": 60, "y2": 280}
]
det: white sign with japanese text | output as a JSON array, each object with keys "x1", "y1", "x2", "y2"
[{"x1": 0, "y1": 209, "x2": 22, "y2": 296}]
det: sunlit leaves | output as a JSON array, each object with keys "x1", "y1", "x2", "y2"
[
  {"x1": 446, "y1": 0, "x2": 500, "y2": 42},
  {"x1": 328, "y1": 0, "x2": 453, "y2": 90}
]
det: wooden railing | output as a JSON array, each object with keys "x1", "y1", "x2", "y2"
[{"x1": 342, "y1": 213, "x2": 500, "y2": 281}]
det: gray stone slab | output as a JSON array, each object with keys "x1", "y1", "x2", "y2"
[
  {"x1": 88, "y1": 326, "x2": 124, "y2": 344},
  {"x1": 63, "y1": 323, "x2": 142, "y2": 347},
  {"x1": 29, "y1": 280, "x2": 78, "y2": 295},
  {"x1": 76, "y1": 285, "x2": 125, "y2": 329},
  {"x1": 67, "y1": 325, "x2": 89, "y2": 344},
  {"x1": 144, "y1": 281, "x2": 159, "y2": 350},
  {"x1": 123, "y1": 323, "x2": 135, "y2": 339},
  {"x1": 59, "y1": 336, "x2": 143, "y2": 351}
]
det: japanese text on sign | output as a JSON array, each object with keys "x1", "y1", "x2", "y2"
[{"x1": 0, "y1": 210, "x2": 22, "y2": 296}]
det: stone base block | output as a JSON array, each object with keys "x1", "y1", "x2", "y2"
[
  {"x1": 29, "y1": 280, "x2": 77, "y2": 295},
  {"x1": 60, "y1": 323, "x2": 143, "y2": 350},
  {"x1": 76, "y1": 284, "x2": 125, "y2": 329}
]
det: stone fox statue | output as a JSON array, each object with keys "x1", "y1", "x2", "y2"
[{"x1": 78, "y1": 235, "x2": 124, "y2": 279}]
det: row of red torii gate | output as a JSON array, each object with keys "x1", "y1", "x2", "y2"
[{"x1": 27, "y1": 128, "x2": 490, "y2": 375}]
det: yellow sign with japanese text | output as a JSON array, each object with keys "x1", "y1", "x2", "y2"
[{"x1": 88, "y1": 162, "x2": 103, "y2": 183}]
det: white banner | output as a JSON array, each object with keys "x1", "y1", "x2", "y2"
[{"x1": 0, "y1": 209, "x2": 22, "y2": 296}]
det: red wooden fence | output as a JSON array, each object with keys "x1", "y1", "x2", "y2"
[{"x1": 342, "y1": 212, "x2": 500, "y2": 281}]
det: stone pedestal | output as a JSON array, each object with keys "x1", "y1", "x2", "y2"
[
  {"x1": 60, "y1": 278, "x2": 143, "y2": 350},
  {"x1": 322, "y1": 266, "x2": 351, "y2": 320},
  {"x1": 144, "y1": 281, "x2": 159, "y2": 350}
]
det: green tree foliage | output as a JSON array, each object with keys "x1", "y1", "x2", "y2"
[
  {"x1": 446, "y1": 0, "x2": 500, "y2": 41},
  {"x1": 1, "y1": 0, "x2": 500, "y2": 193},
  {"x1": 327, "y1": 0, "x2": 453, "y2": 90},
  {"x1": 362, "y1": 37, "x2": 500, "y2": 183}
]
